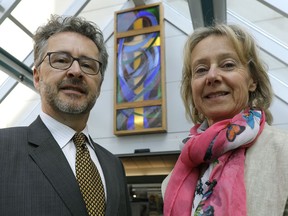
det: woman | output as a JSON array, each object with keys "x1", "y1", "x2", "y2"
[{"x1": 162, "y1": 24, "x2": 288, "y2": 216}]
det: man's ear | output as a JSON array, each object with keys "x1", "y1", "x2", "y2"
[{"x1": 33, "y1": 67, "x2": 40, "y2": 91}]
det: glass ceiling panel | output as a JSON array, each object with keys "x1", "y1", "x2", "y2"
[
  {"x1": 0, "y1": 18, "x2": 32, "y2": 61},
  {"x1": 227, "y1": 0, "x2": 288, "y2": 47},
  {"x1": 0, "y1": 82, "x2": 40, "y2": 128},
  {"x1": 11, "y1": 0, "x2": 74, "y2": 34},
  {"x1": 0, "y1": 0, "x2": 74, "y2": 62},
  {"x1": 0, "y1": 72, "x2": 9, "y2": 86}
]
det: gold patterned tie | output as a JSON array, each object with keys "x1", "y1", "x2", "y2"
[{"x1": 73, "y1": 132, "x2": 106, "y2": 216}]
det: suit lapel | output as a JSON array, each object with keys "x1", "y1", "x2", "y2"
[
  {"x1": 91, "y1": 141, "x2": 118, "y2": 216},
  {"x1": 27, "y1": 117, "x2": 88, "y2": 216}
]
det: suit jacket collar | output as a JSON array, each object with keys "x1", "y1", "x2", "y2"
[
  {"x1": 27, "y1": 116, "x2": 88, "y2": 216},
  {"x1": 90, "y1": 140, "x2": 121, "y2": 216}
]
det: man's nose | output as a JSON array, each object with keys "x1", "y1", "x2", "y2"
[{"x1": 67, "y1": 60, "x2": 83, "y2": 77}]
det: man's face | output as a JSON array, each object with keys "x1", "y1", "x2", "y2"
[{"x1": 33, "y1": 32, "x2": 103, "y2": 117}]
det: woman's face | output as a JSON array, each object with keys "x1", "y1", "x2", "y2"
[{"x1": 190, "y1": 35, "x2": 256, "y2": 126}]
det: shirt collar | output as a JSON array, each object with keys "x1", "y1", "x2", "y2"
[{"x1": 40, "y1": 111, "x2": 92, "y2": 149}]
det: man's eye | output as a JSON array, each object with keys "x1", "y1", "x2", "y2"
[
  {"x1": 52, "y1": 56, "x2": 70, "y2": 64},
  {"x1": 81, "y1": 61, "x2": 94, "y2": 69}
]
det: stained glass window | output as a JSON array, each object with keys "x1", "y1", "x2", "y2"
[{"x1": 114, "y1": 3, "x2": 166, "y2": 135}]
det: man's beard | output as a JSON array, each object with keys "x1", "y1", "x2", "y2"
[{"x1": 40, "y1": 78, "x2": 97, "y2": 114}]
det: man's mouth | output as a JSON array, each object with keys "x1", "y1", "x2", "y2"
[{"x1": 60, "y1": 84, "x2": 87, "y2": 95}]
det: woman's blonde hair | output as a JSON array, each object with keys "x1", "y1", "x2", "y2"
[{"x1": 181, "y1": 24, "x2": 273, "y2": 124}]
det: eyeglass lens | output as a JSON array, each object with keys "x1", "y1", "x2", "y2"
[{"x1": 49, "y1": 52, "x2": 100, "y2": 75}]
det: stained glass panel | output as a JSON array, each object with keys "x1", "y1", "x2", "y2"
[
  {"x1": 116, "y1": 106, "x2": 162, "y2": 131},
  {"x1": 117, "y1": 32, "x2": 161, "y2": 103},
  {"x1": 117, "y1": 6, "x2": 160, "y2": 32},
  {"x1": 114, "y1": 3, "x2": 166, "y2": 135}
]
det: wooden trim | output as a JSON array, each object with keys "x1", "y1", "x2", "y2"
[
  {"x1": 116, "y1": 26, "x2": 161, "y2": 39},
  {"x1": 115, "y1": 99, "x2": 162, "y2": 109}
]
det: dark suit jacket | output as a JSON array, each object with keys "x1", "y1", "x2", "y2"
[{"x1": 0, "y1": 116, "x2": 131, "y2": 216}]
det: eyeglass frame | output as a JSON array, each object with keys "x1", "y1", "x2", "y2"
[{"x1": 36, "y1": 51, "x2": 103, "y2": 76}]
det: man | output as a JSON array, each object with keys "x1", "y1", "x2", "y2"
[{"x1": 0, "y1": 15, "x2": 131, "y2": 216}]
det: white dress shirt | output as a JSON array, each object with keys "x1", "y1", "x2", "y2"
[{"x1": 40, "y1": 111, "x2": 107, "y2": 198}]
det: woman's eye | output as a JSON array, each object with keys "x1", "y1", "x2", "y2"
[
  {"x1": 194, "y1": 67, "x2": 208, "y2": 74},
  {"x1": 222, "y1": 62, "x2": 236, "y2": 70}
]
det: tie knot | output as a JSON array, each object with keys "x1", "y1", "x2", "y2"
[{"x1": 73, "y1": 132, "x2": 86, "y2": 148}]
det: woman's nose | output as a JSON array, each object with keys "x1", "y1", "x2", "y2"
[{"x1": 206, "y1": 67, "x2": 220, "y2": 86}]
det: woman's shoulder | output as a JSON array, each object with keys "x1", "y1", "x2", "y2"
[
  {"x1": 260, "y1": 123, "x2": 288, "y2": 142},
  {"x1": 245, "y1": 123, "x2": 288, "y2": 215},
  {"x1": 247, "y1": 123, "x2": 288, "y2": 158}
]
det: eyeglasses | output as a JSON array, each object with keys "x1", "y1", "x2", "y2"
[{"x1": 37, "y1": 52, "x2": 102, "y2": 75}]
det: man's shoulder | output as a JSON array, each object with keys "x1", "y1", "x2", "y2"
[
  {"x1": 0, "y1": 117, "x2": 41, "y2": 141},
  {"x1": 0, "y1": 125, "x2": 28, "y2": 134}
]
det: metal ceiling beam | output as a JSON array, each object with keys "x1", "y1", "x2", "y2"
[
  {"x1": 0, "y1": 47, "x2": 34, "y2": 101},
  {"x1": 188, "y1": 0, "x2": 226, "y2": 29},
  {"x1": 0, "y1": 0, "x2": 20, "y2": 25},
  {"x1": 257, "y1": 0, "x2": 288, "y2": 18}
]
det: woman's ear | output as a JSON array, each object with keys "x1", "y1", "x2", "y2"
[{"x1": 249, "y1": 80, "x2": 257, "y2": 92}]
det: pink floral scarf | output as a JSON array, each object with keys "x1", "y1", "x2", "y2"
[{"x1": 164, "y1": 108, "x2": 265, "y2": 216}]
